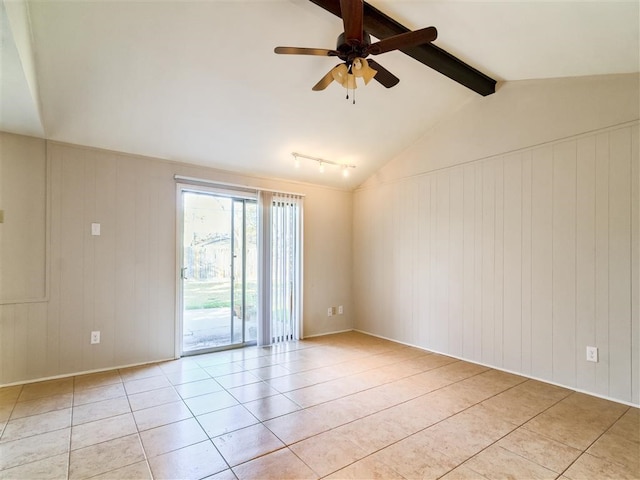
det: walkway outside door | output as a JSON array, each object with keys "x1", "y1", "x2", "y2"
[{"x1": 179, "y1": 187, "x2": 257, "y2": 354}]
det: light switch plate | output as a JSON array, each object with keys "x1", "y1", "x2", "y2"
[{"x1": 91, "y1": 223, "x2": 101, "y2": 236}]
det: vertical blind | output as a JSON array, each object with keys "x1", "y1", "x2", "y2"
[{"x1": 257, "y1": 191, "x2": 303, "y2": 346}]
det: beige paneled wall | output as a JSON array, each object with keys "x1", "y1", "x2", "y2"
[
  {"x1": 46, "y1": 146, "x2": 178, "y2": 375},
  {"x1": 1, "y1": 141, "x2": 353, "y2": 385},
  {"x1": 353, "y1": 123, "x2": 639, "y2": 405},
  {"x1": 0, "y1": 133, "x2": 46, "y2": 303}
]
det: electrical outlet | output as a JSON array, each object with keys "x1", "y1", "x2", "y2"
[
  {"x1": 327, "y1": 307, "x2": 333, "y2": 317},
  {"x1": 91, "y1": 331, "x2": 101, "y2": 344},
  {"x1": 91, "y1": 223, "x2": 101, "y2": 236},
  {"x1": 338, "y1": 305, "x2": 344, "y2": 315},
  {"x1": 586, "y1": 346, "x2": 598, "y2": 363}
]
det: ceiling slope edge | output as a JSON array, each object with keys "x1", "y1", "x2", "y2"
[{"x1": 1, "y1": 0, "x2": 44, "y2": 136}]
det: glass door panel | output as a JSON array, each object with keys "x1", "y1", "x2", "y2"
[
  {"x1": 239, "y1": 200, "x2": 257, "y2": 344},
  {"x1": 181, "y1": 190, "x2": 257, "y2": 354}
]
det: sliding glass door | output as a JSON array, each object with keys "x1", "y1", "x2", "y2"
[{"x1": 179, "y1": 188, "x2": 257, "y2": 354}]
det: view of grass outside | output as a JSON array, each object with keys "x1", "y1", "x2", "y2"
[{"x1": 184, "y1": 280, "x2": 258, "y2": 310}]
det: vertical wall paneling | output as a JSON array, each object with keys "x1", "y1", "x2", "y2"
[
  {"x1": 156, "y1": 162, "x2": 178, "y2": 359},
  {"x1": 473, "y1": 165, "x2": 483, "y2": 362},
  {"x1": 376, "y1": 187, "x2": 387, "y2": 335},
  {"x1": 369, "y1": 188, "x2": 380, "y2": 334},
  {"x1": 13, "y1": 305, "x2": 28, "y2": 381},
  {"x1": 415, "y1": 176, "x2": 428, "y2": 346},
  {"x1": 503, "y1": 154, "x2": 523, "y2": 372},
  {"x1": 403, "y1": 181, "x2": 412, "y2": 343},
  {"x1": 428, "y1": 176, "x2": 438, "y2": 349},
  {"x1": 93, "y1": 152, "x2": 117, "y2": 368},
  {"x1": 608, "y1": 127, "x2": 632, "y2": 402},
  {"x1": 494, "y1": 160, "x2": 505, "y2": 368},
  {"x1": 0, "y1": 306, "x2": 15, "y2": 381},
  {"x1": 378, "y1": 184, "x2": 392, "y2": 336},
  {"x1": 353, "y1": 122, "x2": 639, "y2": 405},
  {"x1": 434, "y1": 172, "x2": 450, "y2": 352},
  {"x1": 408, "y1": 179, "x2": 420, "y2": 344},
  {"x1": 0, "y1": 133, "x2": 47, "y2": 303},
  {"x1": 371, "y1": 185, "x2": 381, "y2": 335},
  {"x1": 352, "y1": 194, "x2": 362, "y2": 329},
  {"x1": 552, "y1": 141, "x2": 577, "y2": 388},
  {"x1": 520, "y1": 151, "x2": 533, "y2": 376},
  {"x1": 631, "y1": 125, "x2": 639, "y2": 405},
  {"x1": 134, "y1": 160, "x2": 151, "y2": 362},
  {"x1": 46, "y1": 146, "x2": 62, "y2": 376},
  {"x1": 357, "y1": 190, "x2": 373, "y2": 333},
  {"x1": 59, "y1": 151, "x2": 86, "y2": 373},
  {"x1": 576, "y1": 136, "x2": 597, "y2": 392},
  {"x1": 462, "y1": 165, "x2": 476, "y2": 359},
  {"x1": 390, "y1": 184, "x2": 401, "y2": 340},
  {"x1": 82, "y1": 154, "x2": 96, "y2": 368},
  {"x1": 419, "y1": 176, "x2": 432, "y2": 347},
  {"x1": 0, "y1": 304, "x2": 15, "y2": 378},
  {"x1": 481, "y1": 160, "x2": 496, "y2": 364},
  {"x1": 594, "y1": 133, "x2": 611, "y2": 396},
  {"x1": 530, "y1": 146, "x2": 554, "y2": 379},
  {"x1": 114, "y1": 158, "x2": 137, "y2": 363},
  {"x1": 26, "y1": 303, "x2": 48, "y2": 376},
  {"x1": 449, "y1": 167, "x2": 464, "y2": 357}
]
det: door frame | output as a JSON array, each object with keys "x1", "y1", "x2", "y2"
[{"x1": 175, "y1": 183, "x2": 257, "y2": 358}]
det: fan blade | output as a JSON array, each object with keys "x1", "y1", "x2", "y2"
[
  {"x1": 275, "y1": 47, "x2": 339, "y2": 56},
  {"x1": 339, "y1": 0, "x2": 363, "y2": 44},
  {"x1": 367, "y1": 26, "x2": 437, "y2": 55},
  {"x1": 367, "y1": 59, "x2": 399, "y2": 88},
  {"x1": 312, "y1": 68, "x2": 337, "y2": 91}
]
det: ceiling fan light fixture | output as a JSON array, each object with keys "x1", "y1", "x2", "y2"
[
  {"x1": 331, "y1": 64, "x2": 357, "y2": 90},
  {"x1": 351, "y1": 58, "x2": 376, "y2": 85}
]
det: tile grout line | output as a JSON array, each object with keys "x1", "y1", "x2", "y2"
[
  {"x1": 318, "y1": 375, "x2": 571, "y2": 480},
  {"x1": 257, "y1": 367, "x2": 527, "y2": 479},
  {"x1": 67, "y1": 377, "x2": 74, "y2": 480},
  {"x1": 433, "y1": 391, "x2": 623, "y2": 480},
  {"x1": 121, "y1": 371, "x2": 155, "y2": 480},
  {"x1": 556, "y1": 405, "x2": 631, "y2": 479}
]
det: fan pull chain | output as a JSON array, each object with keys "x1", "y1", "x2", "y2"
[{"x1": 345, "y1": 86, "x2": 356, "y2": 104}]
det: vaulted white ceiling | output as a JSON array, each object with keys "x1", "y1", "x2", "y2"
[{"x1": 1, "y1": 0, "x2": 638, "y2": 188}]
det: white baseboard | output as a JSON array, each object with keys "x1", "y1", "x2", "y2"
[
  {"x1": 0, "y1": 357, "x2": 176, "y2": 389},
  {"x1": 353, "y1": 329, "x2": 639, "y2": 409},
  {"x1": 302, "y1": 328, "x2": 355, "y2": 339}
]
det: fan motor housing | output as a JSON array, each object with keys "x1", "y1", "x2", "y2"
[{"x1": 336, "y1": 32, "x2": 372, "y2": 60}]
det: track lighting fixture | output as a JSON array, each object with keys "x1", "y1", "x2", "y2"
[{"x1": 291, "y1": 153, "x2": 356, "y2": 178}]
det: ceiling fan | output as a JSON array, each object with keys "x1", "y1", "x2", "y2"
[
  {"x1": 274, "y1": 0, "x2": 437, "y2": 92},
  {"x1": 276, "y1": 0, "x2": 496, "y2": 96}
]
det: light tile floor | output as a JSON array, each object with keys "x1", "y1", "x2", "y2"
[{"x1": 0, "y1": 332, "x2": 638, "y2": 479}]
